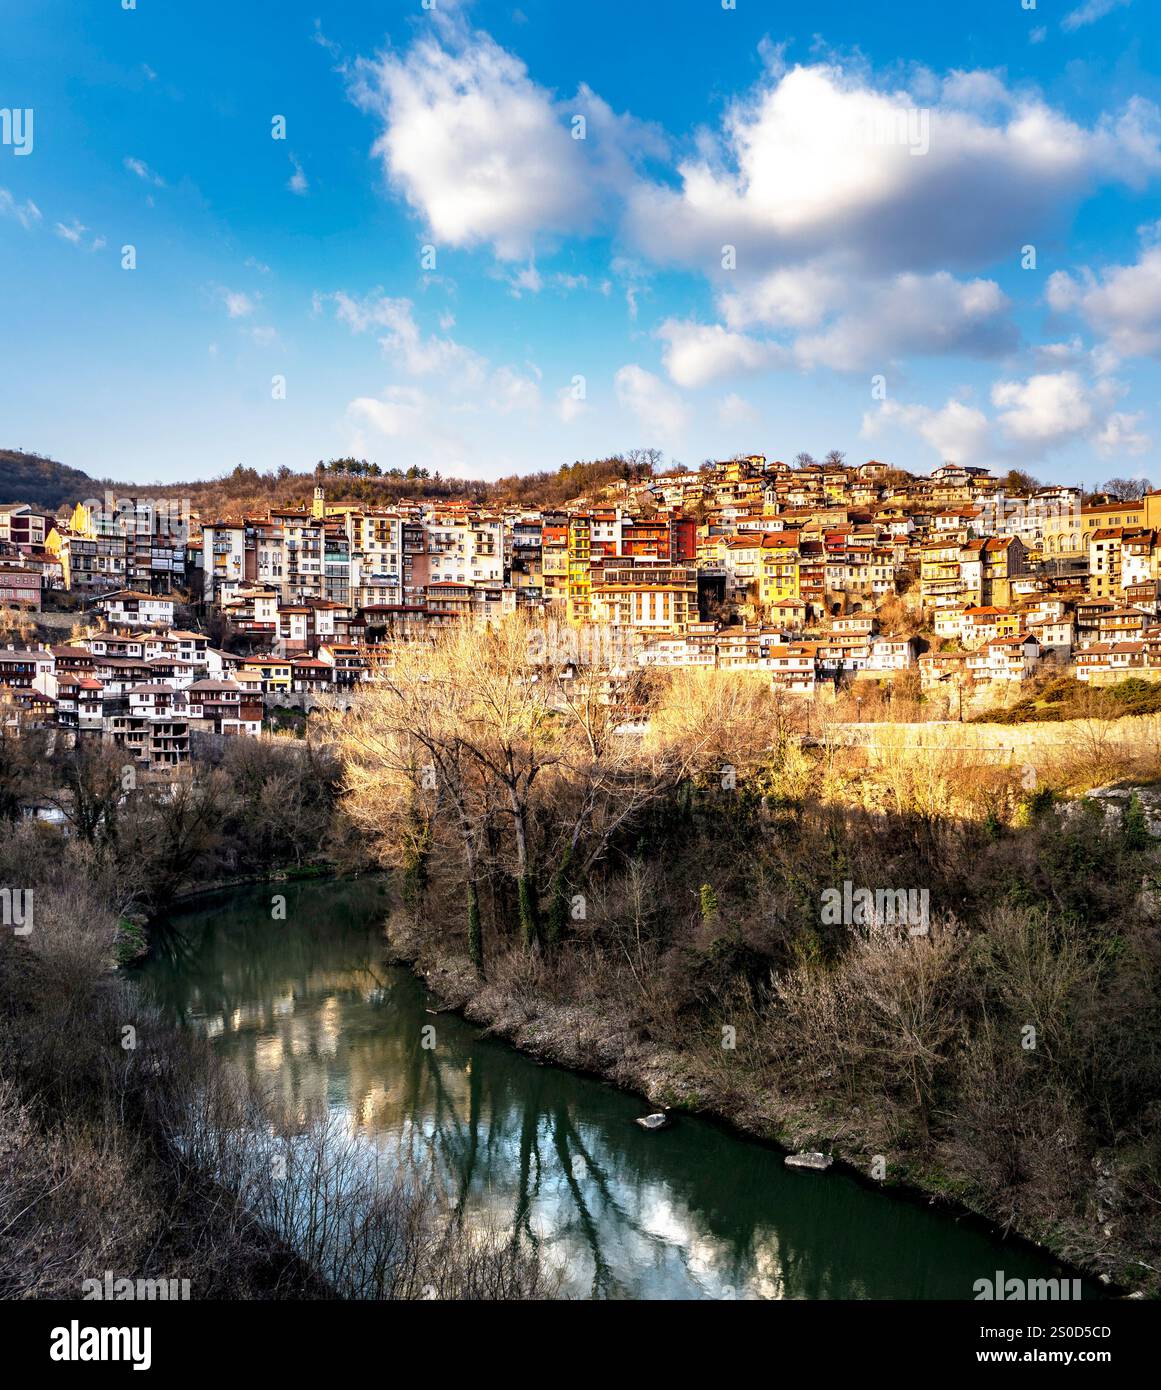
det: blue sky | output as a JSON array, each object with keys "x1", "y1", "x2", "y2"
[{"x1": 2, "y1": 0, "x2": 1161, "y2": 487}]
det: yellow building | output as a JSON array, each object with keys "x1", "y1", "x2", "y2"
[
  {"x1": 759, "y1": 532, "x2": 801, "y2": 607},
  {"x1": 1079, "y1": 500, "x2": 1148, "y2": 553},
  {"x1": 919, "y1": 538, "x2": 967, "y2": 613},
  {"x1": 566, "y1": 514, "x2": 592, "y2": 624},
  {"x1": 237, "y1": 658, "x2": 292, "y2": 693},
  {"x1": 44, "y1": 526, "x2": 69, "y2": 585}
]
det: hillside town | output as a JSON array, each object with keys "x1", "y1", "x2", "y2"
[{"x1": 2, "y1": 453, "x2": 1160, "y2": 770}]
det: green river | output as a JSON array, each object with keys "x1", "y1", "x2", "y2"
[{"x1": 138, "y1": 877, "x2": 1101, "y2": 1301}]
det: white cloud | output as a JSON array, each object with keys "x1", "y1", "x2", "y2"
[
  {"x1": 328, "y1": 290, "x2": 544, "y2": 451},
  {"x1": 124, "y1": 156, "x2": 165, "y2": 187},
  {"x1": 720, "y1": 264, "x2": 843, "y2": 331},
  {"x1": 1062, "y1": 0, "x2": 1131, "y2": 33},
  {"x1": 624, "y1": 63, "x2": 1161, "y2": 277},
  {"x1": 220, "y1": 289, "x2": 257, "y2": 318},
  {"x1": 1047, "y1": 238, "x2": 1161, "y2": 357},
  {"x1": 991, "y1": 371, "x2": 1095, "y2": 445},
  {"x1": 54, "y1": 219, "x2": 103, "y2": 251},
  {"x1": 661, "y1": 271, "x2": 1013, "y2": 382},
  {"x1": 610, "y1": 256, "x2": 649, "y2": 321},
  {"x1": 869, "y1": 369, "x2": 1150, "y2": 466},
  {"x1": 491, "y1": 364, "x2": 541, "y2": 413},
  {"x1": 618, "y1": 61, "x2": 1156, "y2": 379},
  {"x1": 312, "y1": 19, "x2": 343, "y2": 59},
  {"x1": 0, "y1": 188, "x2": 41, "y2": 229},
  {"x1": 1034, "y1": 336, "x2": 1089, "y2": 365},
  {"x1": 319, "y1": 290, "x2": 487, "y2": 383},
  {"x1": 501, "y1": 263, "x2": 592, "y2": 297},
  {"x1": 345, "y1": 361, "x2": 544, "y2": 475},
  {"x1": 792, "y1": 271, "x2": 1014, "y2": 371},
  {"x1": 1093, "y1": 410, "x2": 1150, "y2": 456},
  {"x1": 348, "y1": 386, "x2": 439, "y2": 442},
  {"x1": 556, "y1": 384, "x2": 588, "y2": 423},
  {"x1": 349, "y1": 24, "x2": 659, "y2": 259},
  {"x1": 658, "y1": 319, "x2": 787, "y2": 388},
  {"x1": 939, "y1": 69, "x2": 1014, "y2": 114},
  {"x1": 863, "y1": 397, "x2": 993, "y2": 466},
  {"x1": 506, "y1": 262, "x2": 543, "y2": 296},
  {"x1": 614, "y1": 364, "x2": 690, "y2": 442},
  {"x1": 287, "y1": 153, "x2": 309, "y2": 195},
  {"x1": 717, "y1": 392, "x2": 760, "y2": 428}
]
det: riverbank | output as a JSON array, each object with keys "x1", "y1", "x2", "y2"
[
  {"x1": 152, "y1": 875, "x2": 1121, "y2": 1295},
  {"x1": 1, "y1": 867, "x2": 549, "y2": 1301},
  {"x1": 140, "y1": 877, "x2": 1098, "y2": 1299},
  {"x1": 0, "y1": 886, "x2": 330, "y2": 1299},
  {"x1": 385, "y1": 916, "x2": 1145, "y2": 1299}
]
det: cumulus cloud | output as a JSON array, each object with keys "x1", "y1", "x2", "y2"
[
  {"x1": 627, "y1": 62, "x2": 1158, "y2": 375},
  {"x1": 624, "y1": 64, "x2": 1160, "y2": 277},
  {"x1": 659, "y1": 271, "x2": 1013, "y2": 383},
  {"x1": 792, "y1": 271, "x2": 1014, "y2": 371},
  {"x1": 614, "y1": 364, "x2": 690, "y2": 442},
  {"x1": 491, "y1": 363, "x2": 542, "y2": 413},
  {"x1": 865, "y1": 369, "x2": 1150, "y2": 465},
  {"x1": 348, "y1": 385, "x2": 444, "y2": 443},
  {"x1": 338, "y1": 22, "x2": 1159, "y2": 469},
  {"x1": 506, "y1": 263, "x2": 543, "y2": 296},
  {"x1": 1093, "y1": 410, "x2": 1150, "y2": 456},
  {"x1": 658, "y1": 319, "x2": 787, "y2": 388},
  {"x1": 350, "y1": 23, "x2": 659, "y2": 260},
  {"x1": 719, "y1": 264, "x2": 844, "y2": 331},
  {"x1": 1047, "y1": 233, "x2": 1161, "y2": 357},
  {"x1": 863, "y1": 397, "x2": 993, "y2": 466},
  {"x1": 991, "y1": 371, "x2": 1096, "y2": 445}
]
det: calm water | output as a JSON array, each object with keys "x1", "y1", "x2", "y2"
[{"x1": 139, "y1": 878, "x2": 1099, "y2": 1300}]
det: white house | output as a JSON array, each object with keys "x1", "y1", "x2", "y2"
[{"x1": 96, "y1": 590, "x2": 175, "y2": 628}]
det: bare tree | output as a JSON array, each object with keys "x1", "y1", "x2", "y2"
[{"x1": 1102, "y1": 476, "x2": 1150, "y2": 502}]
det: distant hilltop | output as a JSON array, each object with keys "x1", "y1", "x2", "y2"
[
  {"x1": 0, "y1": 450, "x2": 104, "y2": 512},
  {"x1": 0, "y1": 451, "x2": 668, "y2": 517}
]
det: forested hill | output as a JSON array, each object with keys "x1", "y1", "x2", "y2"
[
  {"x1": 0, "y1": 451, "x2": 104, "y2": 511},
  {"x1": 1, "y1": 450, "x2": 669, "y2": 520},
  {"x1": 162, "y1": 453, "x2": 666, "y2": 517}
]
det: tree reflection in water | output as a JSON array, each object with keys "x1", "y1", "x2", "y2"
[{"x1": 138, "y1": 879, "x2": 1098, "y2": 1301}]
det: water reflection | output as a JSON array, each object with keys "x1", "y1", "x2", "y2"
[{"x1": 140, "y1": 879, "x2": 1097, "y2": 1301}]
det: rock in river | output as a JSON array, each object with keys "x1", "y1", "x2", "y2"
[
  {"x1": 635, "y1": 1113, "x2": 671, "y2": 1131},
  {"x1": 785, "y1": 1151, "x2": 833, "y2": 1171}
]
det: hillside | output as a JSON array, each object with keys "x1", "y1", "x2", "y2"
[
  {"x1": 38, "y1": 455, "x2": 663, "y2": 520},
  {"x1": 0, "y1": 451, "x2": 663, "y2": 519},
  {"x1": 0, "y1": 451, "x2": 105, "y2": 512}
]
